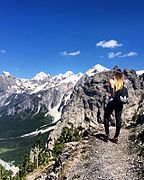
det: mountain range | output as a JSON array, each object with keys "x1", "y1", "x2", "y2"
[
  {"x1": 0, "y1": 64, "x2": 144, "y2": 175},
  {"x1": 0, "y1": 64, "x2": 111, "y2": 125}
]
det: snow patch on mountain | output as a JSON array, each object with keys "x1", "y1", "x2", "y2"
[
  {"x1": 21, "y1": 126, "x2": 55, "y2": 138},
  {"x1": 46, "y1": 90, "x2": 73, "y2": 123},
  {"x1": 136, "y1": 70, "x2": 144, "y2": 75},
  {"x1": 54, "y1": 71, "x2": 73, "y2": 80},
  {"x1": 59, "y1": 72, "x2": 83, "y2": 84},
  {"x1": 0, "y1": 159, "x2": 19, "y2": 176},
  {"x1": 47, "y1": 102, "x2": 62, "y2": 123},
  {"x1": 85, "y1": 64, "x2": 110, "y2": 77},
  {"x1": 2, "y1": 71, "x2": 11, "y2": 78},
  {"x1": 32, "y1": 72, "x2": 50, "y2": 81},
  {"x1": 62, "y1": 71, "x2": 74, "y2": 78},
  {"x1": 30, "y1": 82, "x2": 49, "y2": 94}
]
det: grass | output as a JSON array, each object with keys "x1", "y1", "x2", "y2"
[
  {"x1": 0, "y1": 111, "x2": 52, "y2": 165},
  {"x1": 0, "y1": 133, "x2": 49, "y2": 165},
  {"x1": 0, "y1": 112, "x2": 53, "y2": 138},
  {"x1": 0, "y1": 147, "x2": 16, "y2": 154}
]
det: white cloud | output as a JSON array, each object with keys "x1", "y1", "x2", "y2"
[
  {"x1": 0, "y1": 49, "x2": 6, "y2": 54},
  {"x1": 96, "y1": 40, "x2": 123, "y2": 48},
  {"x1": 108, "y1": 51, "x2": 138, "y2": 59},
  {"x1": 108, "y1": 52, "x2": 122, "y2": 59},
  {"x1": 126, "y1": 51, "x2": 138, "y2": 56},
  {"x1": 61, "y1": 50, "x2": 80, "y2": 56}
]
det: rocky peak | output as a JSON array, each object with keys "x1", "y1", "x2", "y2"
[
  {"x1": 48, "y1": 67, "x2": 144, "y2": 150},
  {"x1": 62, "y1": 71, "x2": 74, "y2": 78},
  {"x1": 123, "y1": 68, "x2": 141, "y2": 90},
  {"x1": 53, "y1": 71, "x2": 74, "y2": 81},
  {"x1": 32, "y1": 71, "x2": 50, "y2": 81},
  {"x1": 85, "y1": 64, "x2": 110, "y2": 77},
  {"x1": 136, "y1": 70, "x2": 144, "y2": 76},
  {"x1": 1, "y1": 71, "x2": 12, "y2": 78}
]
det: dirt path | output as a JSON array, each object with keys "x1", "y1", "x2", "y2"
[
  {"x1": 60, "y1": 127, "x2": 138, "y2": 180},
  {"x1": 26, "y1": 127, "x2": 140, "y2": 180}
]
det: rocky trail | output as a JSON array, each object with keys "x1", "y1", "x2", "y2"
[
  {"x1": 58, "y1": 127, "x2": 141, "y2": 180},
  {"x1": 26, "y1": 126, "x2": 143, "y2": 180}
]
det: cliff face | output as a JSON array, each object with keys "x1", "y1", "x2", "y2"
[{"x1": 48, "y1": 69, "x2": 144, "y2": 150}]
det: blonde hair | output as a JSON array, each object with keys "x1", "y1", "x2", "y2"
[{"x1": 114, "y1": 74, "x2": 123, "y2": 91}]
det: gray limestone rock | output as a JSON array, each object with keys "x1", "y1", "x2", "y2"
[{"x1": 48, "y1": 69, "x2": 144, "y2": 150}]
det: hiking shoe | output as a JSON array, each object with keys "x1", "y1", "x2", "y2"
[
  {"x1": 104, "y1": 134, "x2": 110, "y2": 142},
  {"x1": 111, "y1": 137, "x2": 118, "y2": 144}
]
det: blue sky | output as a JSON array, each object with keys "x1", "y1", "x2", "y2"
[{"x1": 0, "y1": 0, "x2": 144, "y2": 78}]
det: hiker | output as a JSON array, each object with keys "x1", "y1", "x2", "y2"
[{"x1": 104, "y1": 68, "x2": 128, "y2": 143}]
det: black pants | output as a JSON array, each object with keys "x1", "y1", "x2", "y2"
[{"x1": 104, "y1": 99, "x2": 123, "y2": 138}]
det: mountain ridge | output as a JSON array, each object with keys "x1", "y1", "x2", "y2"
[{"x1": 1, "y1": 64, "x2": 144, "y2": 80}]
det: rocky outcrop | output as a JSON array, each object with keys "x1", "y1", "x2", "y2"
[
  {"x1": 48, "y1": 69, "x2": 144, "y2": 150},
  {"x1": 128, "y1": 114, "x2": 144, "y2": 180},
  {"x1": 139, "y1": 73, "x2": 144, "y2": 89},
  {"x1": 30, "y1": 124, "x2": 144, "y2": 180}
]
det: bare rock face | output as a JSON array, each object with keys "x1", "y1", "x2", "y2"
[
  {"x1": 48, "y1": 69, "x2": 144, "y2": 150},
  {"x1": 0, "y1": 71, "x2": 83, "y2": 141},
  {"x1": 139, "y1": 73, "x2": 144, "y2": 89},
  {"x1": 0, "y1": 70, "x2": 81, "y2": 120}
]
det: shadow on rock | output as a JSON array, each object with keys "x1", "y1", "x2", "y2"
[{"x1": 94, "y1": 133, "x2": 108, "y2": 142}]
